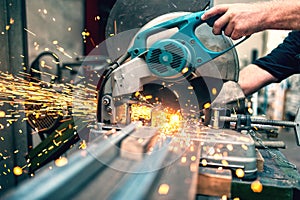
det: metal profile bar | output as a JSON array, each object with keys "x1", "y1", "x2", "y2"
[{"x1": 3, "y1": 123, "x2": 137, "y2": 200}]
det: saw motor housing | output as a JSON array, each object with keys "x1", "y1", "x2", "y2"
[{"x1": 146, "y1": 39, "x2": 192, "y2": 79}]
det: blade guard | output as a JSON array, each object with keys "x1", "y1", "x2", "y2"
[{"x1": 128, "y1": 11, "x2": 248, "y2": 71}]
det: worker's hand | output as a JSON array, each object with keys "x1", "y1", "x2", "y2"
[{"x1": 201, "y1": 3, "x2": 267, "y2": 40}]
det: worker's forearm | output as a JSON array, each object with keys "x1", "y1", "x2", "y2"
[
  {"x1": 265, "y1": 0, "x2": 300, "y2": 31},
  {"x1": 238, "y1": 64, "x2": 278, "y2": 96}
]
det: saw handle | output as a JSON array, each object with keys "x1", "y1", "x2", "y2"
[
  {"x1": 129, "y1": 11, "x2": 249, "y2": 68},
  {"x1": 205, "y1": 14, "x2": 223, "y2": 27}
]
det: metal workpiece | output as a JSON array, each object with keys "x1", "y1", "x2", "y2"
[
  {"x1": 74, "y1": 132, "x2": 200, "y2": 200},
  {"x1": 3, "y1": 123, "x2": 200, "y2": 200},
  {"x1": 108, "y1": 141, "x2": 170, "y2": 200},
  {"x1": 3, "y1": 123, "x2": 138, "y2": 200}
]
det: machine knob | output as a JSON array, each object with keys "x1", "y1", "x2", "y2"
[{"x1": 102, "y1": 97, "x2": 110, "y2": 105}]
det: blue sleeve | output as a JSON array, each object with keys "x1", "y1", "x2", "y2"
[{"x1": 253, "y1": 31, "x2": 300, "y2": 81}]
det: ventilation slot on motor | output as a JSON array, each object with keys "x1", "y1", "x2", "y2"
[
  {"x1": 164, "y1": 43, "x2": 184, "y2": 69},
  {"x1": 147, "y1": 48, "x2": 169, "y2": 73}
]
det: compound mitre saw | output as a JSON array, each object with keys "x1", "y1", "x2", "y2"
[{"x1": 96, "y1": 11, "x2": 247, "y2": 126}]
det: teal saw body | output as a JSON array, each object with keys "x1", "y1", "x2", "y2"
[{"x1": 129, "y1": 11, "x2": 247, "y2": 79}]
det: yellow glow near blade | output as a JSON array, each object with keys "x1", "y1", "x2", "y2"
[
  {"x1": 158, "y1": 184, "x2": 170, "y2": 195},
  {"x1": 55, "y1": 157, "x2": 68, "y2": 167},
  {"x1": 203, "y1": 102, "x2": 211, "y2": 109},
  {"x1": 235, "y1": 168, "x2": 245, "y2": 178},
  {"x1": 0, "y1": 111, "x2": 5, "y2": 117},
  {"x1": 13, "y1": 166, "x2": 23, "y2": 176},
  {"x1": 181, "y1": 67, "x2": 189, "y2": 74},
  {"x1": 251, "y1": 180, "x2": 263, "y2": 193}
]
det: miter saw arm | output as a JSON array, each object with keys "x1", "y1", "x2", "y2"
[{"x1": 128, "y1": 11, "x2": 248, "y2": 79}]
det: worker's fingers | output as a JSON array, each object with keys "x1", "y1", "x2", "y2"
[
  {"x1": 230, "y1": 22, "x2": 251, "y2": 40},
  {"x1": 223, "y1": 21, "x2": 234, "y2": 38},
  {"x1": 212, "y1": 14, "x2": 230, "y2": 35},
  {"x1": 201, "y1": 5, "x2": 229, "y2": 21},
  {"x1": 231, "y1": 30, "x2": 247, "y2": 40}
]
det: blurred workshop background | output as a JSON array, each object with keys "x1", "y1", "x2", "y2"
[{"x1": 0, "y1": 0, "x2": 299, "y2": 199}]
